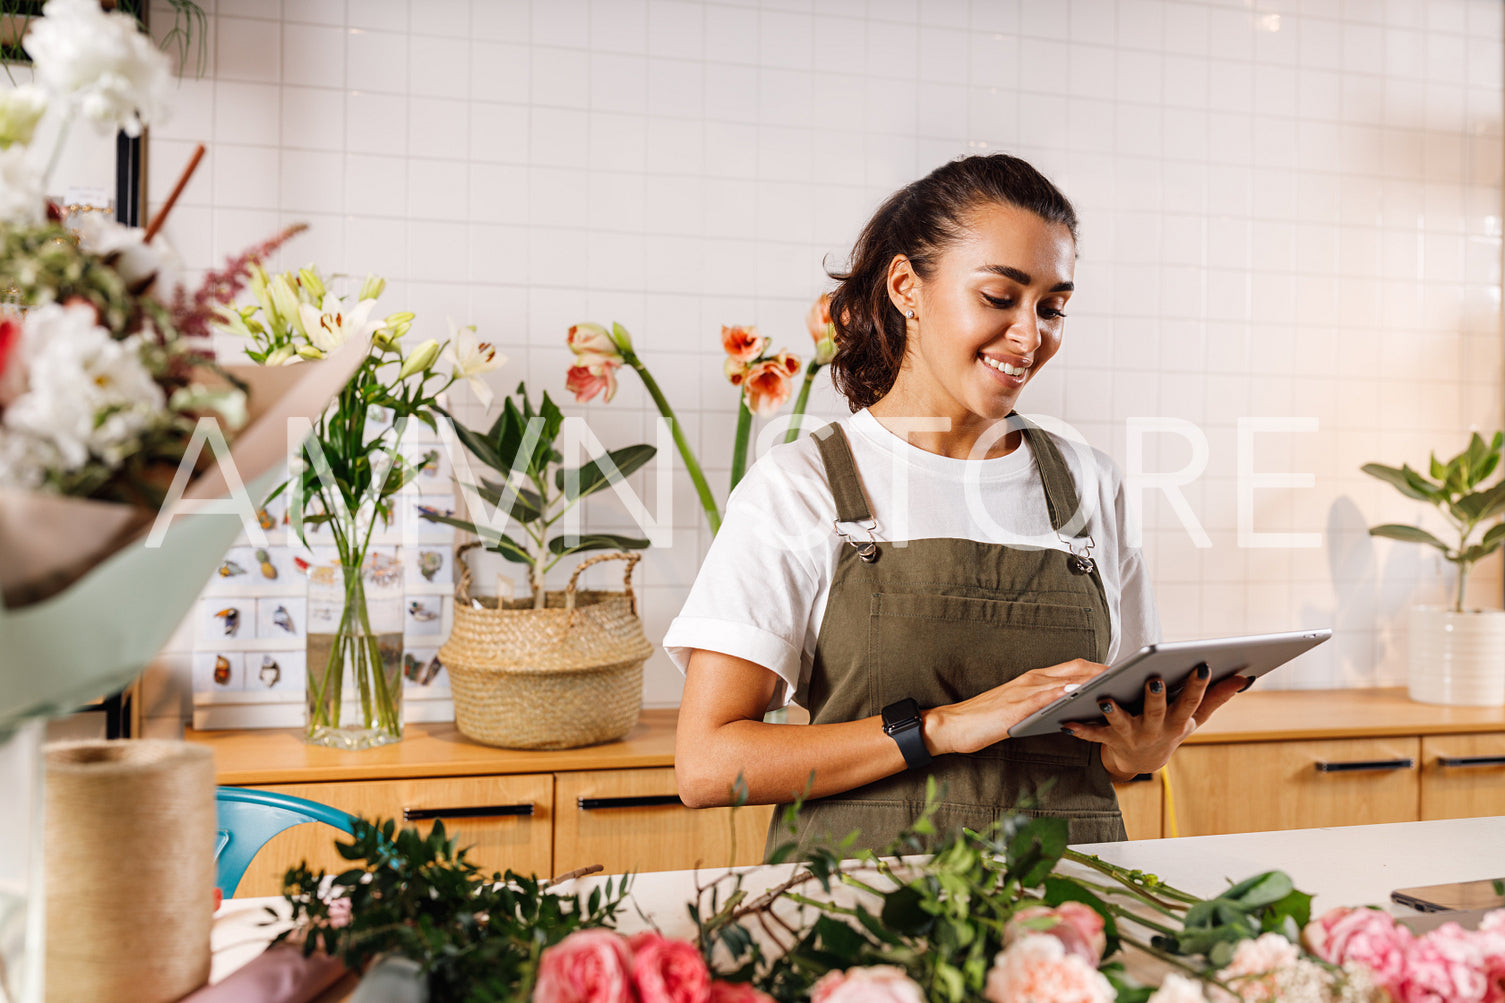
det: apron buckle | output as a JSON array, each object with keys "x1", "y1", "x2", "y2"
[
  {"x1": 834, "y1": 519, "x2": 881, "y2": 564},
  {"x1": 1062, "y1": 533, "x2": 1096, "y2": 575}
]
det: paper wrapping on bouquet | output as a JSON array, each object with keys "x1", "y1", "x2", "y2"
[
  {"x1": 440, "y1": 549, "x2": 652, "y2": 750},
  {"x1": 44, "y1": 740, "x2": 216, "y2": 1003},
  {"x1": 0, "y1": 339, "x2": 367, "y2": 736},
  {"x1": 177, "y1": 944, "x2": 351, "y2": 1003}
]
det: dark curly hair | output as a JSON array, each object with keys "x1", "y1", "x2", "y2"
[{"x1": 826, "y1": 154, "x2": 1079, "y2": 412}]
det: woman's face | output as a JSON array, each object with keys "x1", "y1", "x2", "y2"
[{"x1": 887, "y1": 202, "x2": 1076, "y2": 426}]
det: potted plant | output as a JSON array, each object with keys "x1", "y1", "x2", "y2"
[{"x1": 1363, "y1": 431, "x2": 1505, "y2": 706}]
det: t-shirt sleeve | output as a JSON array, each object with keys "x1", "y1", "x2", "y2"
[
  {"x1": 662, "y1": 444, "x2": 830, "y2": 708},
  {"x1": 1107, "y1": 452, "x2": 1162, "y2": 661}
]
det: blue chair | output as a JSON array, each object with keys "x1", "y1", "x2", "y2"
[{"x1": 215, "y1": 787, "x2": 356, "y2": 897}]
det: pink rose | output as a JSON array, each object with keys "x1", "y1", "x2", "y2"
[
  {"x1": 812, "y1": 966, "x2": 926, "y2": 1003},
  {"x1": 984, "y1": 935, "x2": 1114, "y2": 1003},
  {"x1": 708, "y1": 981, "x2": 775, "y2": 1003},
  {"x1": 721, "y1": 325, "x2": 766, "y2": 364},
  {"x1": 629, "y1": 931, "x2": 711, "y2": 1003},
  {"x1": 1303, "y1": 906, "x2": 1412, "y2": 994},
  {"x1": 1399, "y1": 924, "x2": 1489, "y2": 1003},
  {"x1": 742, "y1": 358, "x2": 795, "y2": 417},
  {"x1": 1005, "y1": 903, "x2": 1108, "y2": 966},
  {"x1": 534, "y1": 929, "x2": 635, "y2": 1003}
]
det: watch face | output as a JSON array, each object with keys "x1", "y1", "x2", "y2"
[{"x1": 883, "y1": 698, "x2": 919, "y2": 730}]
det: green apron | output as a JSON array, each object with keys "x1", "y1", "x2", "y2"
[{"x1": 767, "y1": 419, "x2": 1127, "y2": 860}]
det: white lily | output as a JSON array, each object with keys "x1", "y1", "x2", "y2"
[
  {"x1": 443, "y1": 319, "x2": 506, "y2": 409},
  {"x1": 298, "y1": 294, "x2": 381, "y2": 355}
]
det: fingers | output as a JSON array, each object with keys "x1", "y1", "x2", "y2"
[
  {"x1": 1141, "y1": 676, "x2": 1167, "y2": 729},
  {"x1": 1168, "y1": 662, "x2": 1211, "y2": 723}
]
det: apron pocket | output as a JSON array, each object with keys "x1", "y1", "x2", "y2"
[{"x1": 870, "y1": 592, "x2": 1099, "y2": 767}]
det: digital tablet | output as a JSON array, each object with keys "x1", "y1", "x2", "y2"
[
  {"x1": 1391, "y1": 878, "x2": 1505, "y2": 914},
  {"x1": 1007, "y1": 629, "x2": 1332, "y2": 739}
]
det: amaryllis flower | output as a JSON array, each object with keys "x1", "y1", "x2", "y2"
[
  {"x1": 724, "y1": 356, "x2": 747, "y2": 386},
  {"x1": 568, "y1": 322, "x2": 623, "y2": 366},
  {"x1": 566, "y1": 357, "x2": 621, "y2": 403},
  {"x1": 299, "y1": 293, "x2": 381, "y2": 355},
  {"x1": 24, "y1": 0, "x2": 171, "y2": 138},
  {"x1": 443, "y1": 320, "x2": 506, "y2": 408},
  {"x1": 742, "y1": 357, "x2": 795, "y2": 417},
  {"x1": 807, "y1": 293, "x2": 837, "y2": 365},
  {"x1": 721, "y1": 325, "x2": 766, "y2": 363}
]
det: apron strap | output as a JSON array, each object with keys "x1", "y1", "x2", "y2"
[
  {"x1": 1016, "y1": 419, "x2": 1085, "y2": 537},
  {"x1": 810, "y1": 424, "x2": 874, "y2": 523}
]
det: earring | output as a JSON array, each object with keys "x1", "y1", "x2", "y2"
[{"x1": 905, "y1": 309, "x2": 916, "y2": 319}]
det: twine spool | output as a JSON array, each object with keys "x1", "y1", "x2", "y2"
[{"x1": 45, "y1": 740, "x2": 216, "y2": 1003}]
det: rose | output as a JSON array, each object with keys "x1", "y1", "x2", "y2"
[
  {"x1": 983, "y1": 935, "x2": 1114, "y2": 1003},
  {"x1": 533, "y1": 929, "x2": 635, "y2": 1003},
  {"x1": 1005, "y1": 902, "x2": 1108, "y2": 966},
  {"x1": 1304, "y1": 906, "x2": 1413, "y2": 995},
  {"x1": 721, "y1": 325, "x2": 766, "y2": 364},
  {"x1": 742, "y1": 356, "x2": 799, "y2": 417},
  {"x1": 628, "y1": 931, "x2": 711, "y2": 1003},
  {"x1": 812, "y1": 965, "x2": 926, "y2": 1003},
  {"x1": 707, "y1": 981, "x2": 775, "y2": 1003}
]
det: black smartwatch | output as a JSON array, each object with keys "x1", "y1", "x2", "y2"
[{"x1": 881, "y1": 698, "x2": 932, "y2": 769}]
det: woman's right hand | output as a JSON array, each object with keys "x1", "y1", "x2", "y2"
[{"x1": 924, "y1": 658, "x2": 1108, "y2": 756}]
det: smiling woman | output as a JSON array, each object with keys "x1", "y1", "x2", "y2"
[{"x1": 665, "y1": 154, "x2": 1249, "y2": 860}]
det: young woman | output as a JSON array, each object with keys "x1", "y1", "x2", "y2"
[{"x1": 665, "y1": 154, "x2": 1246, "y2": 855}]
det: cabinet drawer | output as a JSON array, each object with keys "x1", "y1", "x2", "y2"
[
  {"x1": 235, "y1": 774, "x2": 554, "y2": 897},
  {"x1": 1115, "y1": 776, "x2": 1162, "y2": 840},
  {"x1": 1422, "y1": 732, "x2": 1505, "y2": 821},
  {"x1": 1168, "y1": 737, "x2": 1420, "y2": 836},
  {"x1": 554, "y1": 767, "x2": 775, "y2": 875}
]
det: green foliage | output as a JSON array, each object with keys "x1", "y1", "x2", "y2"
[
  {"x1": 1363, "y1": 431, "x2": 1505, "y2": 611},
  {"x1": 426, "y1": 382, "x2": 656, "y2": 602},
  {"x1": 278, "y1": 817, "x2": 631, "y2": 1003}
]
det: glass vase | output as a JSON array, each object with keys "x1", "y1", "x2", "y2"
[
  {"x1": 0, "y1": 719, "x2": 46, "y2": 1003},
  {"x1": 304, "y1": 556, "x2": 405, "y2": 749}
]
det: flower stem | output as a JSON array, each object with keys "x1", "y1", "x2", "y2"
[
  {"x1": 783, "y1": 361, "x2": 822, "y2": 445},
  {"x1": 730, "y1": 394, "x2": 753, "y2": 493},
  {"x1": 624, "y1": 351, "x2": 721, "y2": 534}
]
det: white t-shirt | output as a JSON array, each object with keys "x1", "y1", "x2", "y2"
[{"x1": 663, "y1": 409, "x2": 1161, "y2": 709}]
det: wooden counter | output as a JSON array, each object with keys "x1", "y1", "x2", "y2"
[{"x1": 1183, "y1": 687, "x2": 1505, "y2": 744}]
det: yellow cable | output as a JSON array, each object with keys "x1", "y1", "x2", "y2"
[{"x1": 1160, "y1": 766, "x2": 1180, "y2": 838}]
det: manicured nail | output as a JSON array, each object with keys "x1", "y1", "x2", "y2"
[
  {"x1": 1149, "y1": 679, "x2": 1163, "y2": 694},
  {"x1": 1196, "y1": 663, "x2": 1210, "y2": 680},
  {"x1": 1098, "y1": 700, "x2": 1114, "y2": 714},
  {"x1": 1237, "y1": 676, "x2": 1255, "y2": 693}
]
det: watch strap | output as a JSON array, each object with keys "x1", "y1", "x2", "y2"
[{"x1": 881, "y1": 700, "x2": 932, "y2": 769}]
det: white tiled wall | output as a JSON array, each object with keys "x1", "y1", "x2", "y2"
[{"x1": 129, "y1": 0, "x2": 1501, "y2": 730}]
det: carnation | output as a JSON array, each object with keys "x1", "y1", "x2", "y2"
[
  {"x1": 1400, "y1": 923, "x2": 1489, "y2": 1003},
  {"x1": 1146, "y1": 973, "x2": 1210, "y2": 1003},
  {"x1": 1304, "y1": 906, "x2": 1413, "y2": 995},
  {"x1": 23, "y1": 0, "x2": 171, "y2": 137},
  {"x1": 984, "y1": 934, "x2": 1115, "y2": 1003},
  {"x1": 1214, "y1": 933, "x2": 1302, "y2": 1003}
]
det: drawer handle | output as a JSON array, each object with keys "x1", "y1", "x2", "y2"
[
  {"x1": 1437, "y1": 755, "x2": 1505, "y2": 769},
  {"x1": 403, "y1": 803, "x2": 534, "y2": 821},
  {"x1": 1314, "y1": 758, "x2": 1415, "y2": 773},
  {"x1": 578, "y1": 795, "x2": 684, "y2": 811}
]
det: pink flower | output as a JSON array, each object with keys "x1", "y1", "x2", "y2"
[
  {"x1": 568, "y1": 323, "x2": 622, "y2": 363},
  {"x1": 566, "y1": 358, "x2": 621, "y2": 404},
  {"x1": 0, "y1": 315, "x2": 21, "y2": 407},
  {"x1": 742, "y1": 358, "x2": 795, "y2": 417},
  {"x1": 1304, "y1": 906, "x2": 1413, "y2": 994},
  {"x1": 628, "y1": 932, "x2": 711, "y2": 1003},
  {"x1": 326, "y1": 897, "x2": 352, "y2": 929},
  {"x1": 1005, "y1": 902, "x2": 1108, "y2": 966},
  {"x1": 1214, "y1": 933, "x2": 1301, "y2": 1003},
  {"x1": 707, "y1": 981, "x2": 775, "y2": 1003},
  {"x1": 1479, "y1": 911, "x2": 1505, "y2": 1003},
  {"x1": 983, "y1": 935, "x2": 1114, "y2": 1003},
  {"x1": 721, "y1": 325, "x2": 766, "y2": 364},
  {"x1": 1399, "y1": 924, "x2": 1489, "y2": 1003},
  {"x1": 811, "y1": 966, "x2": 926, "y2": 1003},
  {"x1": 533, "y1": 929, "x2": 635, "y2": 1003},
  {"x1": 1145, "y1": 973, "x2": 1210, "y2": 1003}
]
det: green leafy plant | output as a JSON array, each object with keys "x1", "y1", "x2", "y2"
[
  {"x1": 279, "y1": 817, "x2": 631, "y2": 1003},
  {"x1": 1362, "y1": 431, "x2": 1505, "y2": 612},
  {"x1": 421, "y1": 382, "x2": 656, "y2": 607}
]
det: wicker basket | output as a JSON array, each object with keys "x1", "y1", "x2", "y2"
[{"x1": 440, "y1": 547, "x2": 652, "y2": 750}]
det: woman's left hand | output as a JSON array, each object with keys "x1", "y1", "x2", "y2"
[{"x1": 1060, "y1": 665, "x2": 1249, "y2": 780}]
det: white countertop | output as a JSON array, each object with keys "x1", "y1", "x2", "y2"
[{"x1": 212, "y1": 816, "x2": 1505, "y2": 984}]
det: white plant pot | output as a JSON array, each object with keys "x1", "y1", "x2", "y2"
[{"x1": 1408, "y1": 606, "x2": 1505, "y2": 706}]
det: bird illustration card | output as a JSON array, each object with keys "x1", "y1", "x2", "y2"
[
  {"x1": 406, "y1": 546, "x2": 451, "y2": 592},
  {"x1": 197, "y1": 597, "x2": 248, "y2": 643},
  {"x1": 193, "y1": 651, "x2": 243, "y2": 691},
  {"x1": 401, "y1": 647, "x2": 448, "y2": 691},
  {"x1": 247, "y1": 650, "x2": 305, "y2": 693},
  {"x1": 404, "y1": 596, "x2": 446, "y2": 637},
  {"x1": 256, "y1": 597, "x2": 306, "y2": 640}
]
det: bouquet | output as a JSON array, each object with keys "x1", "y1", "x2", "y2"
[
  {"x1": 218, "y1": 268, "x2": 498, "y2": 745},
  {"x1": 563, "y1": 295, "x2": 835, "y2": 534}
]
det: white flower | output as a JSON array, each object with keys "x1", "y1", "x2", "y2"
[
  {"x1": 1147, "y1": 973, "x2": 1210, "y2": 1003},
  {"x1": 298, "y1": 294, "x2": 381, "y2": 355},
  {"x1": 75, "y1": 213, "x2": 181, "y2": 294},
  {"x1": 1, "y1": 302, "x2": 165, "y2": 475},
  {"x1": 0, "y1": 85, "x2": 47, "y2": 149},
  {"x1": 442, "y1": 319, "x2": 506, "y2": 408},
  {"x1": 24, "y1": 0, "x2": 171, "y2": 138},
  {"x1": 0, "y1": 146, "x2": 45, "y2": 225}
]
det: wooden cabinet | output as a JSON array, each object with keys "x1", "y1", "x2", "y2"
[
  {"x1": 1421, "y1": 732, "x2": 1505, "y2": 820},
  {"x1": 554, "y1": 768, "x2": 774, "y2": 874},
  {"x1": 1115, "y1": 777, "x2": 1163, "y2": 840}
]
